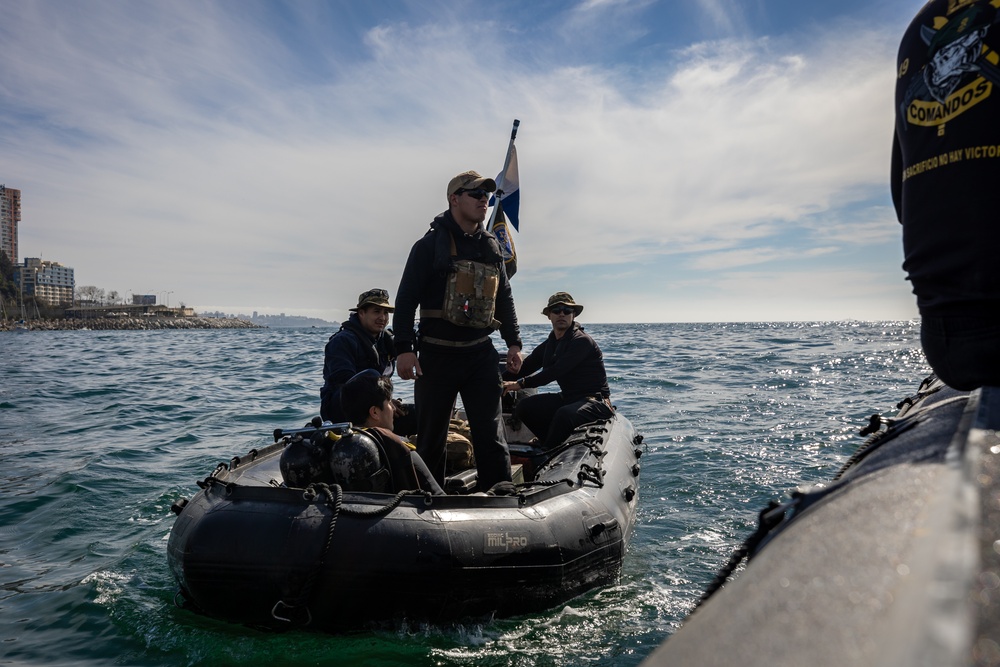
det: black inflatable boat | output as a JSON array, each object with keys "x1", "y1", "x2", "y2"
[
  {"x1": 642, "y1": 375, "x2": 1000, "y2": 666},
  {"x1": 167, "y1": 411, "x2": 643, "y2": 631}
]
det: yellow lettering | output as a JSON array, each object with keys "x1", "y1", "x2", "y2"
[{"x1": 907, "y1": 78, "x2": 993, "y2": 127}]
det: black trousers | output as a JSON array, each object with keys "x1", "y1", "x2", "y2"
[
  {"x1": 414, "y1": 344, "x2": 511, "y2": 489},
  {"x1": 515, "y1": 392, "x2": 614, "y2": 449},
  {"x1": 921, "y1": 314, "x2": 1000, "y2": 391}
]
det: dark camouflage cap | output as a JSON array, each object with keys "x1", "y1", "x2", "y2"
[
  {"x1": 542, "y1": 292, "x2": 583, "y2": 316},
  {"x1": 349, "y1": 288, "x2": 394, "y2": 312}
]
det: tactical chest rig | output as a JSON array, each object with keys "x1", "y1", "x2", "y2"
[{"x1": 421, "y1": 234, "x2": 501, "y2": 334}]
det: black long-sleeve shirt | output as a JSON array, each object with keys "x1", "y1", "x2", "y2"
[
  {"x1": 517, "y1": 323, "x2": 610, "y2": 401},
  {"x1": 393, "y1": 210, "x2": 521, "y2": 353}
]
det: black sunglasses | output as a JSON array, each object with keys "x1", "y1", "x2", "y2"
[
  {"x1": 458, "y1": 188, "x2": 490, "y2": 200},
  {"x1": 549, "y1": 306, "x2": 575, "y2": 315}
]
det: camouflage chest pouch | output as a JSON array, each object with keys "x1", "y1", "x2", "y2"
[{"x1": 440, "y1": 259, "x2": 501, "y2": 329}]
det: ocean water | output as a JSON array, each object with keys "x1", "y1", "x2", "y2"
[{"x1": 0, "y1": 322, "x2": 928, "y2": 666}]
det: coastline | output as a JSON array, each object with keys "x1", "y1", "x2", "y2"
[{"x1": 0, "y1": 317, "x2": 263, "y2": 331}]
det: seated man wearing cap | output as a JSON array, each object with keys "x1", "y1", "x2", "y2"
[
  {"x1": 393, "y1": 170, "x2": 523, "y2": 490},
  {"x1": 503, "y1": 292, "x2": 613, "y2": 450},
  {"x1": 320, "y1": 288, "x2": 416, "y2": 434},
  {"x1": 340, "y1": 370, "x2": 444, "y2": 495}
]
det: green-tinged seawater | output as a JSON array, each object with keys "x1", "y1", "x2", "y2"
[{"x1": 0, "y1": 322, "x2": 928, "y2": 666}]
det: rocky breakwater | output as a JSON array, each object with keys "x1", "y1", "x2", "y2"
[{"x1": 1, "y1": 317, "x2": 263, "y2": 331}]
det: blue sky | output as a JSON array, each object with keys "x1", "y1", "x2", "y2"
[{"x1": 0, "y1": 0, "x2": 924, "y2": 323}]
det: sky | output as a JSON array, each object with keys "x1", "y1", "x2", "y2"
[{"x1": 0, "y1": 0, "x2": 927, "y2": 324}]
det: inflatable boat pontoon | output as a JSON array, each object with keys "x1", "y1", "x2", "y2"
[{"x1": 167, "y1": 410, "x2": 643, "y2": 631}]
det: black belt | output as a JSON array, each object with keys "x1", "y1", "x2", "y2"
[{"x1": 419, "y1": 334, "x2": 491, "y2": 348}]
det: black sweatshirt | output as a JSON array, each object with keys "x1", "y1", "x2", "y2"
[
  {"x1": 516, "y1": 323, "x2": 610, "y2": 402},
  {"x1": 892, "y1": 0, "x2": 1000, "y2": 315},
  {"x1": 393, "y1": 210, "x2": 521, "y2": 353}
]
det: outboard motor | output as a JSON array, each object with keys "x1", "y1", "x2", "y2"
[
  {"x1": 328, "y1": 430, "x2": 391, "y2": 492},
  {"x1": 279, "y1": 431, "x2": 335, "y2": 487}
]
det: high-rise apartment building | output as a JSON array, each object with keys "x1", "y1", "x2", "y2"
[
  {"x1": 1, "y1": 184, "x2": 20, "y2": 264},
  {"x1": 18, "y1": 258, "x2": 75, "y2": 306}
]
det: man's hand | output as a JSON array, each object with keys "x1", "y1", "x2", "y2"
[
  {"x1": 396, "y1": 352, "x2": 421, "y2": 380},
  {"x1": 506, "y1": 346, "x2": 522, "y2": 374}
]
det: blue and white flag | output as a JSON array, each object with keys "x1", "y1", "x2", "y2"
[
  {"x1": 493, "y1": 144, "x2": 519, "y2": 231},
  {"x1": 487, "y1": 119, "x2": 521, "y2": 278},
  {"x1": 491, "y1": 197, "x2": 517, "y2": 279}
]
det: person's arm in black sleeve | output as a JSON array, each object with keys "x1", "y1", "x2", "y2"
[
  {"x1": 393, "y1": 241, "x2": 430, "y2": 355},
  {"x1": 891, "y1": 131, "x2": 903, "y2": 223},
  {"x1": 516, "y1": 342, "x2": 544, "y2": 380},
  {"x1": 323, "y1": 335, "x2": 361, "y2": 396},
  {"x1": 522, "y1": 335, "x2": 591, "y2": 389},
  {"x1": 494, "y1": 262, "x2": 521, "y2": 350}
]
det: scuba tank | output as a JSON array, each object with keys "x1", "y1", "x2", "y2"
[{"x1": 279, "y1": 428, "x2": 340, "y2": 487}]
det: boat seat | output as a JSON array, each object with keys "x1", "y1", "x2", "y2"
[
  {"x1": 444, "y1": 464, "x2": 525, "y2": 494},
  {"x1": 445, "y1": 467, "x2": 478, "y2": 494}
]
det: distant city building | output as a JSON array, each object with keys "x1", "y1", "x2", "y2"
[
  {"x1": 17, "y1": 258, "x2": 75, "y2": 305},
  {"x1": 1, "y1": 184, "x2": 20, "y2": 264},
  {"x1": 133, "y1": 294, "x2": 156, "y2": 306}
]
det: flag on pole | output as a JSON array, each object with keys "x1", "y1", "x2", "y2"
[
  {"x1": 488, "y1": 119, "x2": 520, "y2": 279},
  {"x1": 494, "y1": 144, "x2": 519, "y2": 231},
  {"x1": 491, "y1": 197, "x2": 517, "y2": 279}
]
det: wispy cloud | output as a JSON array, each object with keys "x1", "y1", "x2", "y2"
[
  {"x1": 694, "y1": 0, "x2": 748, "y2": 35},
  {"x1": 0, "y1": 1, "x2": 915, "y2": 322}
]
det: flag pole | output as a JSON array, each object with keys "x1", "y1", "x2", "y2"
[{"x1": 496, "y1": 119, "x2": 520, "y2": 195}]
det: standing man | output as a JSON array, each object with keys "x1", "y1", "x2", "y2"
[
  {"x1": 393, "y1": 170, "x2": 523, "y2": 490},
  {"x1": 502, "y1": 292, "x2": 613, "y2": 449},
  {"x1": 893, "y1": 0, "x2": 1000, "y2": 390},
  {"x1": 321, "y1": 288, "x2": 415, "y2": 433}
]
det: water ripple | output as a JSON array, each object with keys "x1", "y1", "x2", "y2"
[{"x1": 0, "y1": 322, "x2": 927, "y2": 666}]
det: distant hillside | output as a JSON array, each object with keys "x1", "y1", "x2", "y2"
[
  {"x1": 251, "y1": 314, "x2": 338, "y2": 328},
  {"x1": 198, "y1": 311, "x2": 338, "y2": 328},
  {"x1": 0, "y1": 250, "x2": 16, "y2": 306}
]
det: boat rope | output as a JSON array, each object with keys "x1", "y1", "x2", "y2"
[
  {"x1": 832, "y1": 394, "x2": 966, "y2": 482},
  {"x1": 692, "y1": 498, "x2": 793, "y2": 610},
  {"x1": 271, "y1": 482, "x2": 344, "y2": 625},
  {"x1": 270, "y1": 483, "x2": 431, "y2": 625},
  {"x1": 518, "y1": 478, "x2": 575, "y2": 488},
  {"x1": 338, "y1": 488, "x2": 426, "y2": 517},
  {"x1": 694, "y1": 375, "x2": 953, "y2": 611}
]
